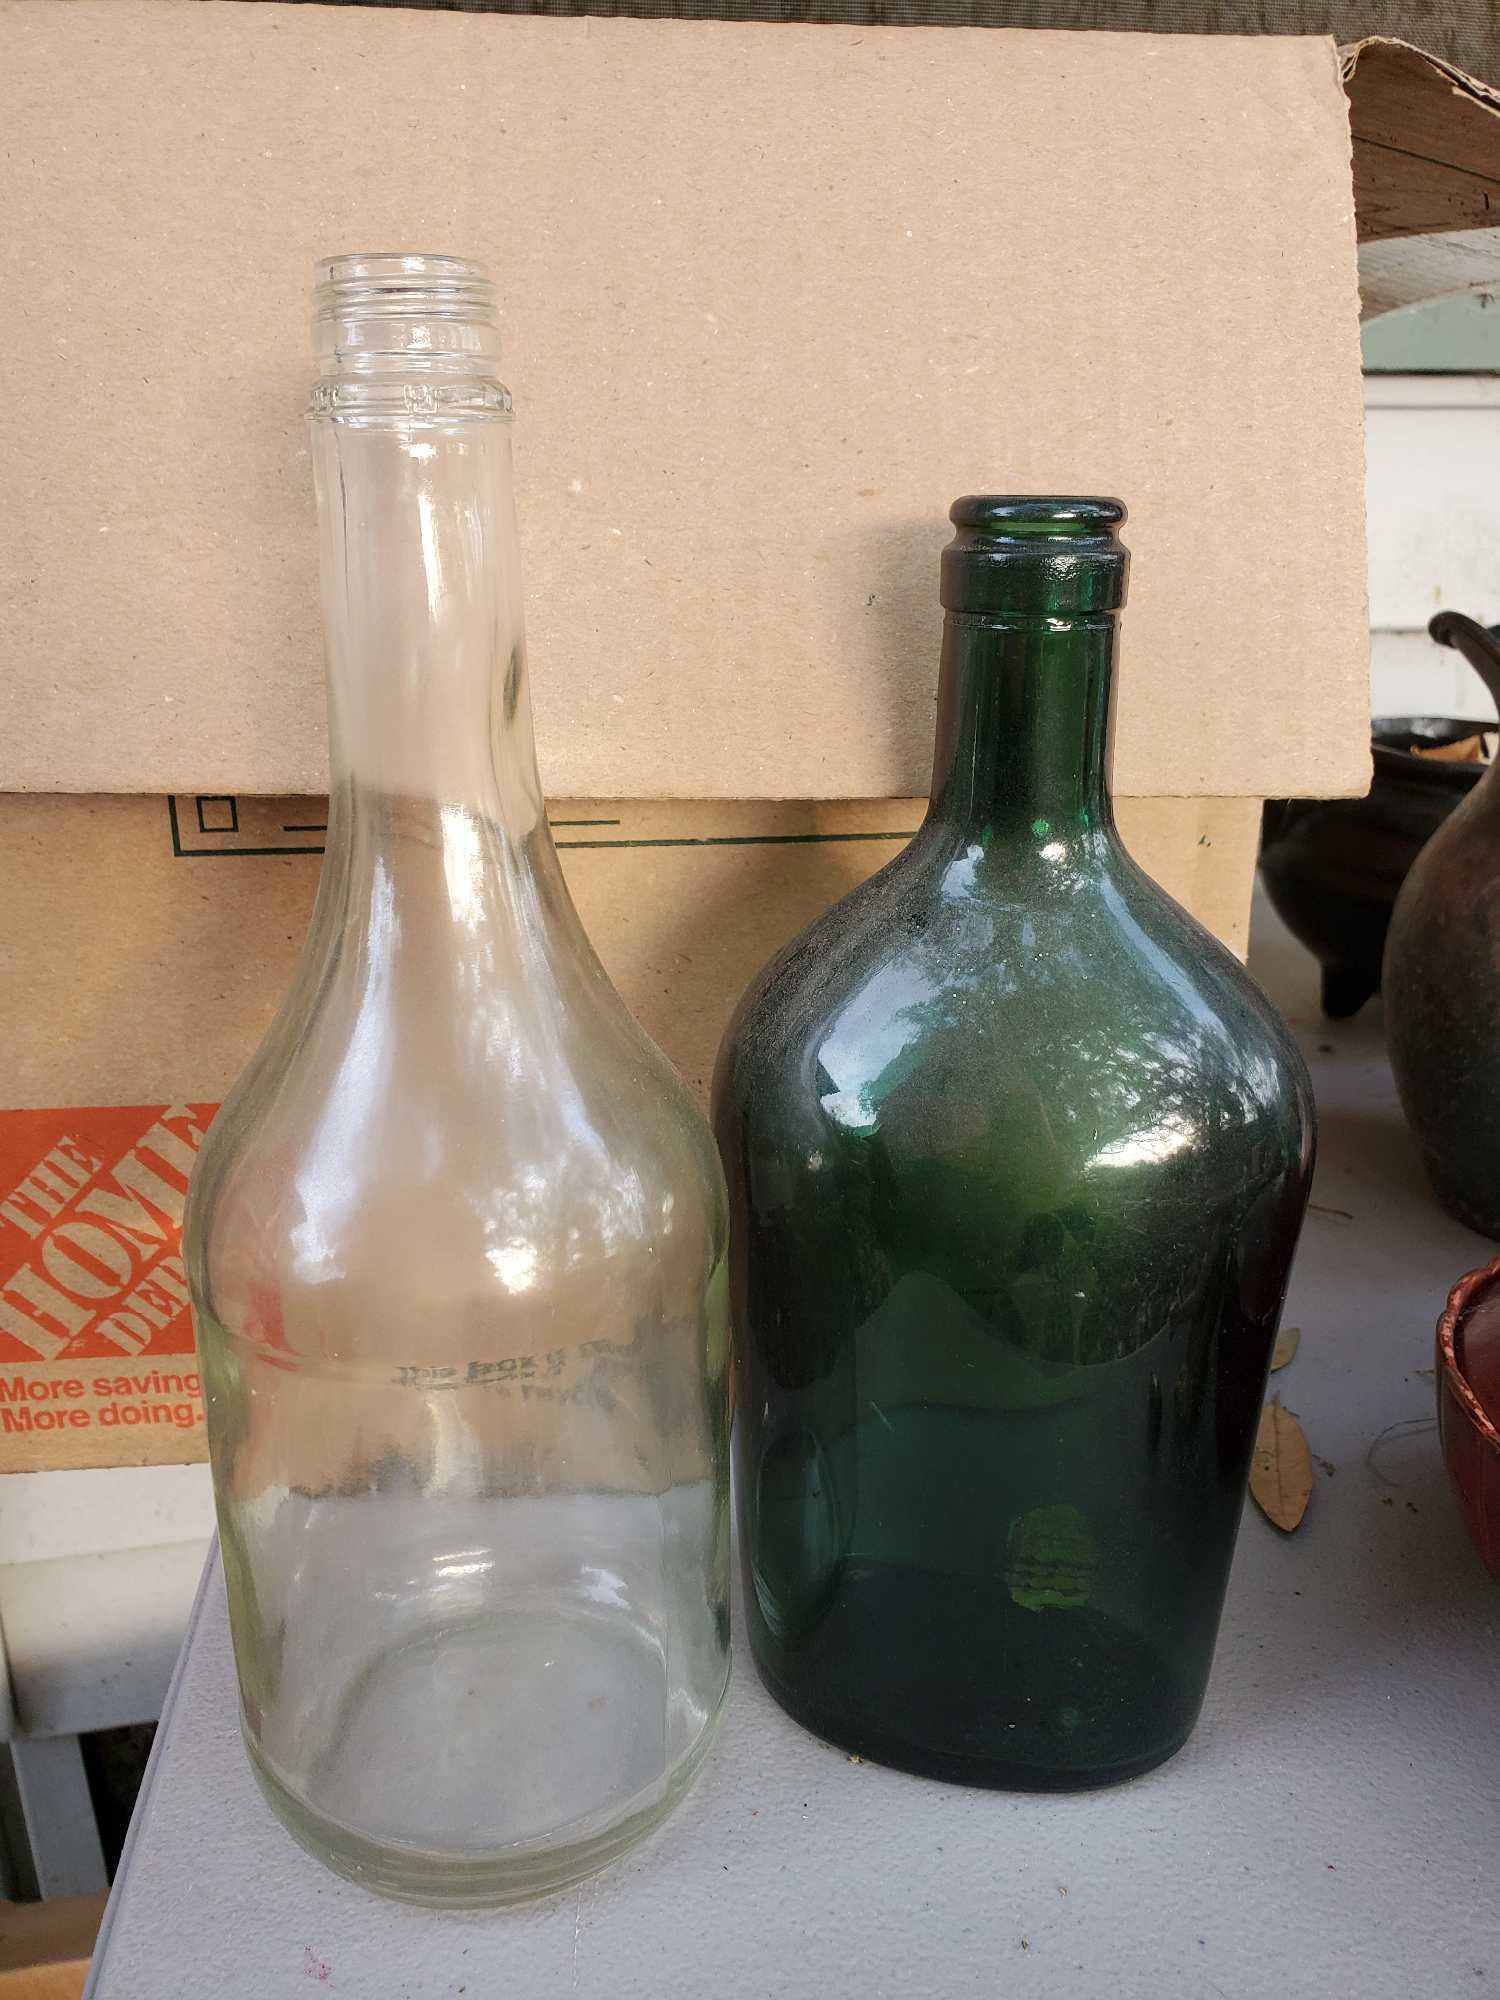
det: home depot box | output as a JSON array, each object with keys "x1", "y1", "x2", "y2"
[{"x1": 3, "y1": 9, "x2": 1493, "y2": 1470}]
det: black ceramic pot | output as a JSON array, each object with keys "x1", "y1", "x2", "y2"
[{"x1": 1260, "y1": 710, "x2": 1487, "y2": 1019}]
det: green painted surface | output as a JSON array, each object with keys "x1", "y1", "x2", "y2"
[{"x1": 1364, "y1": 293, "x2": 1500, "y2": 374}]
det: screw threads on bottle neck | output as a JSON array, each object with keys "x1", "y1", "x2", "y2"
[{"x1": 310, "y1": 252, "x2": 504, "y2": 391}]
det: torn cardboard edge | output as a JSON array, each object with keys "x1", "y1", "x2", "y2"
[{"x1": 1345, "y1": 37, "x2": 1500, "y2": 316}]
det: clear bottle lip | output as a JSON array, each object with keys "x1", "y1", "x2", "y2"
[
  {"x1": 312, "y1": 252, "x2": 497, "y2": 326},
  {"x1": 310, "y1": 250, "x2": 505, "y2": 388}
]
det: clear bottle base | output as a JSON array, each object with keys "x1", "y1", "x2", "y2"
[{"x1": 244, "y1": 1690, "x2": 726, "y2": 1908}]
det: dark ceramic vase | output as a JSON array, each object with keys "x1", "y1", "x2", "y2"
[
  {"x1": 713, "y1": 497, "x2": 1316, "y2": 1791},
  {"x1": 1260, "y1": 716, "x2": 1486, "y2": 1019},
  {"x1": 1385, "y1": 614, "x2": 1500, "y2": 1239}
]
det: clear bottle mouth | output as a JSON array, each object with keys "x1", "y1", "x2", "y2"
[{"x1": 310, "y1": 251, "x2": 505, "y2": 385}]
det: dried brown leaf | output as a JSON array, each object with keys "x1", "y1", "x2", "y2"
[
  {"x1": 1250, "y1": 1400, "x2": 1313, "y2": 1532},
  {"x1": 1412, "y1": 734, "x2": 1486, "y2": 764},
  {"x1": 1271, "y1": 1326, "x2": 1301, "y2": 1372}
]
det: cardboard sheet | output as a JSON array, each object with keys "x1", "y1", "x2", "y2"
[
  {"x1": 0, "y1": 3, "x2": 1370, "y2": 802},
  {"x1": 0, "y1": 790, "x2": 1259, "y2": 1470},
  {"x1": 1346, "y1": 37, "x2": 1500, "y2": 315}
]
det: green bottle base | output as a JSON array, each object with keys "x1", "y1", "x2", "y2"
[{"x1": 747, "y1": 1556, "x2": 1202, "y2": 1793}]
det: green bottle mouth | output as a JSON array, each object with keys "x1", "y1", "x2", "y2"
[{"x1": 942, "y1": 495, "x2": 1129, "y2": 617}]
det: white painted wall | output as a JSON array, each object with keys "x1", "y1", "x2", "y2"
[{"x1": 1365, "y1": 376, "x2": 1500, "y2": 724}]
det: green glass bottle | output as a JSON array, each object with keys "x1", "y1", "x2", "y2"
[{"x1": 713, "y1": 497, "x2": 1314, "y2": 1790}]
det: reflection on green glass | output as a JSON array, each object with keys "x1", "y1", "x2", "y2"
[{"x1": 714, "y1": 498, "x2": 1314, "y2": 1790}]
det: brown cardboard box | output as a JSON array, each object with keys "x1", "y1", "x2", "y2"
[
  {"x1": 0, "y1": 1893, "x2": 105, "y2": 2000},
  {"x1": 0, "y1": 792, "x2": 1256, "y2": 1472}
]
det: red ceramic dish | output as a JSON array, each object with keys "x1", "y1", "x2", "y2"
[{"x1": 1437, "y1": 1253, "x2": 1500, "y2": 1578}]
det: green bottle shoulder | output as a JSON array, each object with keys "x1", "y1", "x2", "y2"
[{"x1": 715, "y1": 825, "x2": 1313, "y2": 1150}]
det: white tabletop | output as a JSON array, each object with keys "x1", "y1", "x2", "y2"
[{"x1": 87, "y1": 901, "x2": 1500, "y2": 1998}]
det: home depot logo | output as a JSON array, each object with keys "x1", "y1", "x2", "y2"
[{"x1": 0, "y1": 1105, "x2": 216, "y2": 1365}]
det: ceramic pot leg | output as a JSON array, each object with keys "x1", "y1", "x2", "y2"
[{"x1": 1321, "y1": 964, "x2": 1378, "y2": 1018}]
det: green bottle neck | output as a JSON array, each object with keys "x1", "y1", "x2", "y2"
[{"x1": 927, "y1": 613, "x2": 1116, "y2": 845}]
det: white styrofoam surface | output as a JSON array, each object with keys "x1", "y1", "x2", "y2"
[
  {"x1": 0, "y1": 1541, "x2": 209, "y2": 1739},
  {"x1": 87, "y1": 903, "x2": 1500, "y2": 1999},
  {"x1": 0, "y1": 1465, "x2": 215, "y2": 1567}
]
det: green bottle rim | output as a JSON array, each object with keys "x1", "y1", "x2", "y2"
[{"x1": 941, "y1": 494, "x2": 1129, "y2": 618}]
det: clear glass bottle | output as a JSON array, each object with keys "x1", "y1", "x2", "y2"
[{"x1": 184, "y1": 254, "x2": 730, "y2": 1905}]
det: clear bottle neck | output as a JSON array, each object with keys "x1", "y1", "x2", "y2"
[{"x1": 307, "y1": 254, "x2": 542, "y2": 845}]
